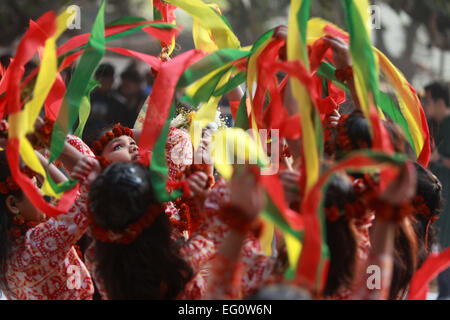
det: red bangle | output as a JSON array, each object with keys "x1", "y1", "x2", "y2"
[{"x1": 335, "y1": 66, "x2": 353, "y2": 82}]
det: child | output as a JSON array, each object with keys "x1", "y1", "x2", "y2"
[
  {"x1": 80, "y1": 123, "x2": 210, "y2": 241},
  {"x1": 83, "y1": 161, "x2": 267, "y2": 299},
  {"x1": 0, "y1": 151, "x2": 94, "y2": 299}
]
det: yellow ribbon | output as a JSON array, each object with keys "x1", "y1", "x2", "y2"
[{"x1": 9, "y1": 10, "x2": 74, "y2": 199}]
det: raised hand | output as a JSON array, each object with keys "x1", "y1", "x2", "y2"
[
  {"x1": 71, "y1": 156, "x2": 102, "y2": 185},
  {"x1": 322, "y1": 35, "x2": 352, "y2": 70},
  {"x1": 229, "y1": 166, "x2": 265, "y2": 221},
  {"x1": 186, "y1": 171, "x2": 210, "y2": 198},
  {"x1": 325, "y1": 109, "x2": 341, "y2": 128}
]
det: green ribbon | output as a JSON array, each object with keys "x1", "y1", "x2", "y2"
[
  {"x1": 234, "y1": 93, "x2": 249, "y2": 130},
  {"x1": 73, "y1": 78, "x2": 99, "y2": 138},
  {"x1": 47, "y1": 0, "x2": 106, "y2": 193}
]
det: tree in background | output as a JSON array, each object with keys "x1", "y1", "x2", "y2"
[{"x1": 0, "y1": 0, "x2": 449, "y2": 85}]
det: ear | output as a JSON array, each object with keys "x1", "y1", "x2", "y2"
[{"x1": 5, "y1": 195, "x2": 20, "y2": 214}]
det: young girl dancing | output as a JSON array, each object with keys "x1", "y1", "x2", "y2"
[{"x1": 0, "y1": 149, "x2": 94, "y2": 300}]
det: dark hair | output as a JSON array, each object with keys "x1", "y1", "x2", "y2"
[
  {"x1": 0, "y1": 54, "x2": 12, "y2": 69},
  {"x1": 383, "y1": 120, "x2": 416, "y2": 159},
  {"x1": 88, "y1": 162, "x2": 193, "y2": 299},
  {"x1": 388, "y1": 163, "x2": 441, "y2": 299},
  {"x1": 425, "y1": 82, "x2": 449, "y2": 107},
  {"x1": 84, "y1": 124, "x2": 116, "y2": 150},
  {"x1": 0, "y1": 151, "x2": 24, "y2": 295},
  {"x1": 336, "y1": 110, "x2": 415, "y2": 158},
  {"x1": 389, "y1": 217, "x2": 418, "y2": 300},
  {"x1": 413, "y1": 163, "x2": 442, "y2": 266},
  {"x1": 120, "y1": 68, "x2": 143, "y2": 83},
  {"x1": 95, "y1": 63, "x2": 115, "y2": 79},
  {"x1": 323, "y1": 173, "x2": 359, "y2": 297},
  {"x1": 345, "y1": 111, "x2": 372, "y2": 149}
]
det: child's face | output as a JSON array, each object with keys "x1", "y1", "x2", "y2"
[
  {"x1": 16, "y1": 195, "x2": 46, "y2": 223},
  {"x1": 14, "y1": 177, "x2": 46, "y2": 223},
  {"x1": 101, "y1": 135, "x2": 140, "y2": 163}
]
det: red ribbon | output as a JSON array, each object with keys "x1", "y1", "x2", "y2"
[
  {"x1": 142, "y1": 25, "x2": 180, "y2": 48},
  {"x1": 57, "y1": 20, "x2": 169, "y2": 56},
  {"x1": 4, "y1": 12, "x2": 81, "y2": 216},
  {"x1": 408, "y1": 248, "x2": 450, "y2": 300},
  {"x1": 295, "y1": 153, "x2": 401, "y2": 293},
  {"x1": 138, "y1": 49, "x2": 207, "y2": 157}
]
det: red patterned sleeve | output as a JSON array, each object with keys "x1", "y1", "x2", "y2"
[
  {"x1": 46, "y1": 135, "x2": 95, "y2": 174},
  {"x1": 8, "y1": 184, "x2": 90, "y2": 271},
  {"x1": 65, "y1": 134, "x2": 95, "y2": 157},
  {"x1": 239, "y1": 238, "x2": 277, "y2": 297},
  {"x1": 165, "y1": 127, "x2": 193, "y2": 181},
  {"x1": 204, "y1": 254, "x2": 244, "y2": 300},
  {"x1": 4, "y1": 182, "x2": 94, "y2": 300}
]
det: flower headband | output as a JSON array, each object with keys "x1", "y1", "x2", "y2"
[
  {"x1": 324, "y1": 174, "x2": 377, "y2": 222},
  {"x1": 0, "y1": 167, "x2": 38, "y2": 195},
  {"x1": 0, "y1": 177, "x2": 20, "y2": 195},
  {"x1": 335, "y1": 113, "x2": 370, "y2": 154},
  {"x1": 87, "y1": 202, "x2": 164, "y2": 245},
  {"x1": 91, "y1": 123, "x2": 135, "y2": 156}
]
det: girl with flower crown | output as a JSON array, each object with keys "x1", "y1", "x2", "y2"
[
  {"x1": 71, "y1": 120, "x2": 279, "y2": 299},
  {"x1": 82, "y1": 161, "x2": 272, "y2": 300},
  {"x1": 0, "y1": 125, "x2": 95, "y2": 299}
]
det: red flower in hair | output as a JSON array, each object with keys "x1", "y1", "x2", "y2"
[
  {"x1": 88, "y1": 203, "x2": 162, "y2": 244},
  {"x1": 13, "y1": 214, "x2": 25, "y2": 225},
  {"x1": 6, "y1": 177, "x2": 19, "y2": 191},
  {"x1": 91, "y1": 123, "x2": 135, "y2": 156},
  {"x1": 326, "y1": 206, "x2": 341, "y2": 222},
  {"x1": 0, "y1": 182, "x2": 8, "y2": 194},
  {"x1": 413, "y1": 195, "x2": 431, "y2": 218},
  {"x1": 92, "y1": 141, "x2": 102, "y2": 152},
  {"x1": 106, "y1": 131, "x2": 114, "y2": 139},
  {"x1": 112, "y1": 126, "x2": 122, "y2": 136},
  {"x1": 95, "y1": 156, "x2": 111, "y2": 169}
]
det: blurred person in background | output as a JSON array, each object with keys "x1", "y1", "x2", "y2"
[
  {"x1": 84, "y1": 63, "x2": 126, "y2": 146},
  {"x1": 112, "y1": 62, "x2": 148, "y2": 128},
  {"x1": 423, "y1": 81, "x2": 450, "y2": 300}
]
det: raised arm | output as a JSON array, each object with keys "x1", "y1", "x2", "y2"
[{"x1": 322, "y1": 36, "x2": 361, "y2": 110}]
